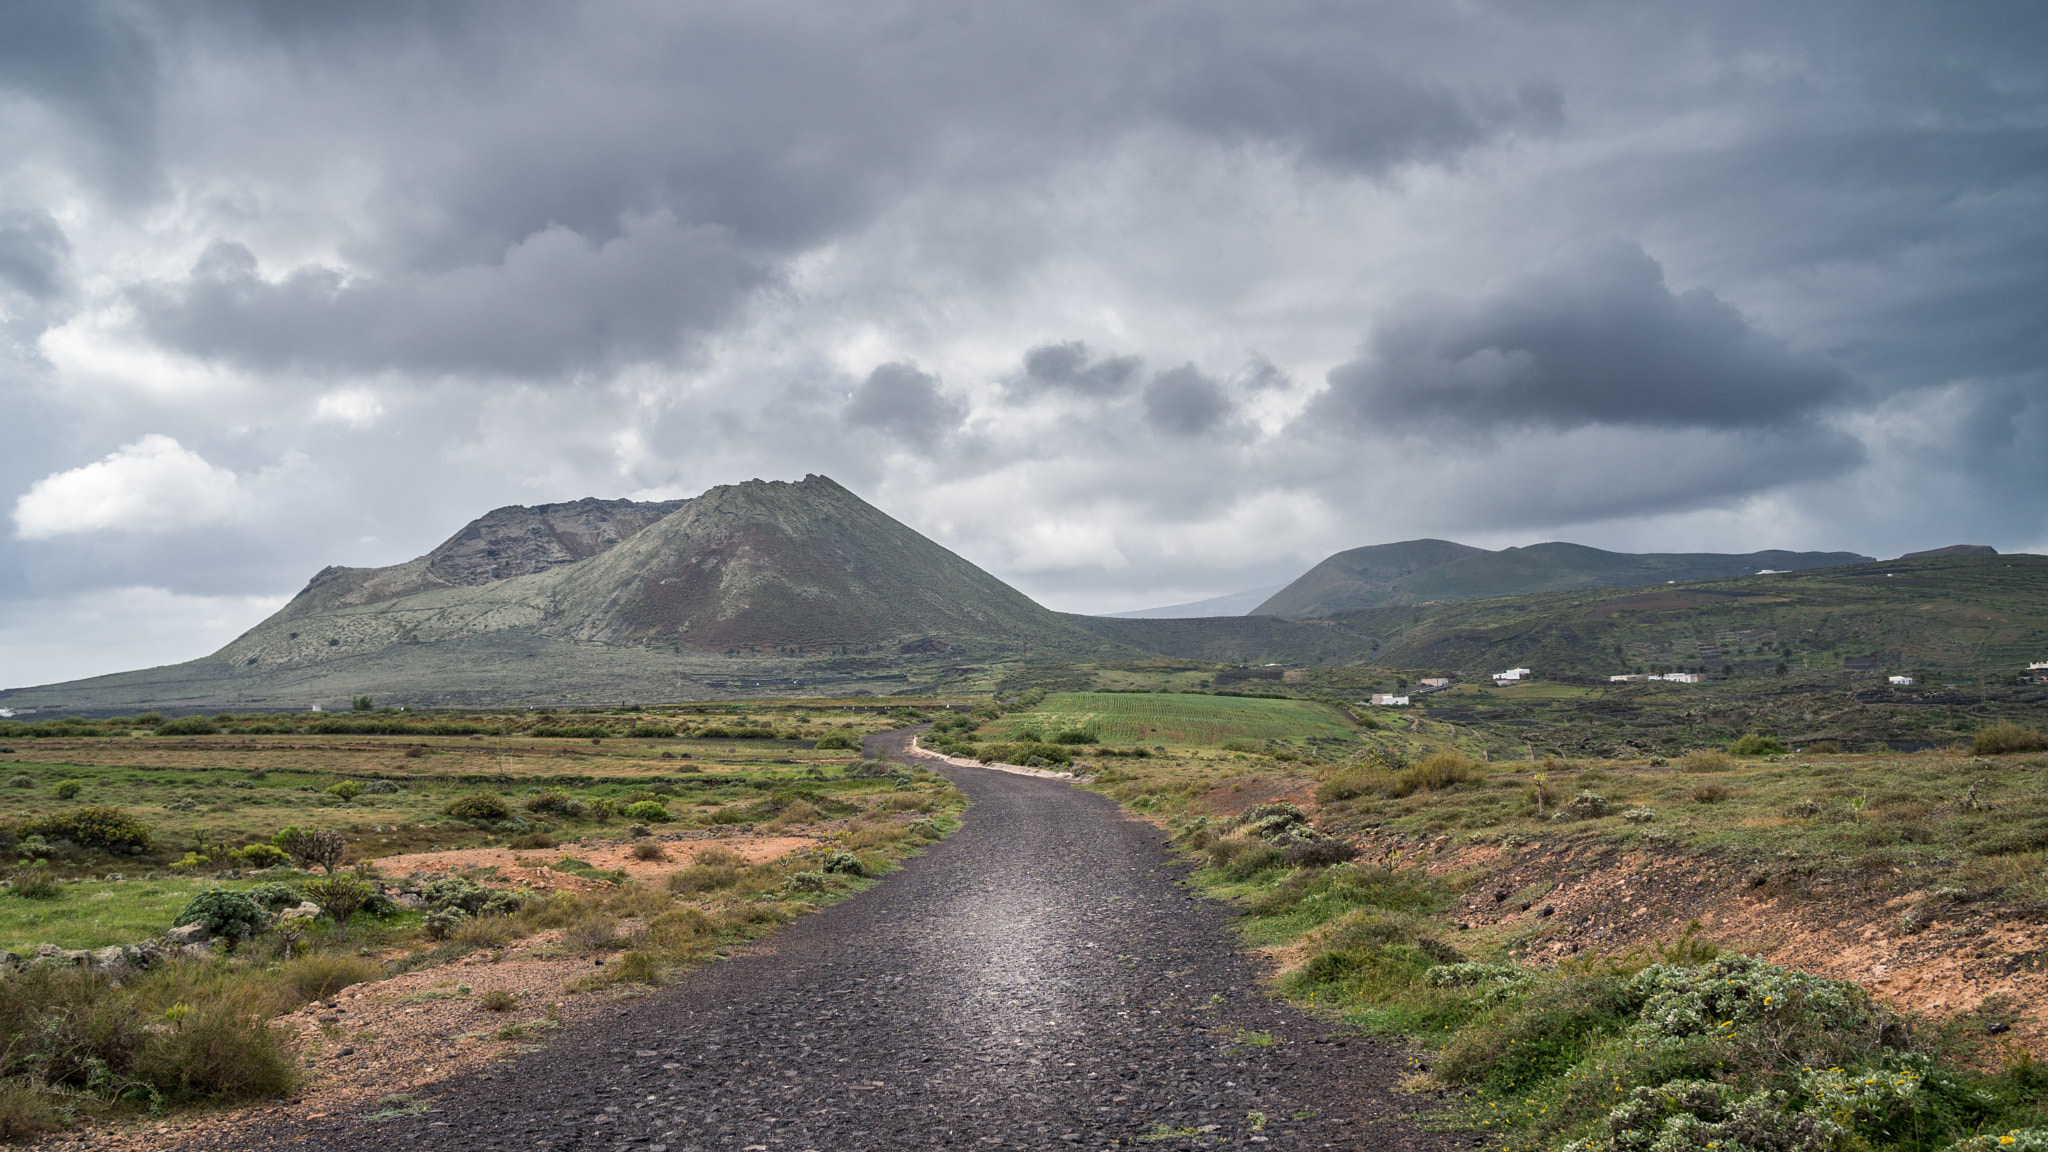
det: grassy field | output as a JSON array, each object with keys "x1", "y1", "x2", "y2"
[
  {"x1": 0, "y1": 705, "x2": 969, "y2": 1138},
  {"x1": 982, "y1": 691, "x2": 1356, "y2": 747}
]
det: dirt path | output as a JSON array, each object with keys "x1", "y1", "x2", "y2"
[{"x1": 187, "y1": 730, "x2": 1457, "y2": 1152}]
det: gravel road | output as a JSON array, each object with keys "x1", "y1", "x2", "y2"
[{"x1": 208, "y1": 730, "x2": 1466, "y2": 1152}]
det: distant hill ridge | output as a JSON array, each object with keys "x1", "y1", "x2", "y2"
[{"x1": 1253, "y1": 539, "x2": 1875, "y2": 618}]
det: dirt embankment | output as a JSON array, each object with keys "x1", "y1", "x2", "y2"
[
  {"x1": 1181, "y1": 782, "x2": 2046, "y2": 1055},
  {"x1": 1368, "y1": 830, "x2": 2048, "y2": 1051}
]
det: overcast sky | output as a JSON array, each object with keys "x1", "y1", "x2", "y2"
[{"x1": 3, "y1": 1, "x2": 2044, "y2": 688}]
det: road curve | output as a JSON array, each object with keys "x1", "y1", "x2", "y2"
[{"x1": 208, "y1": 729, "x2": 1462, "y2": 1152}]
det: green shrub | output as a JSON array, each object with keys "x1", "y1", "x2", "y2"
[
  {"x1": 419, "y1": 876, "x2": 524, "y2": 917},
  {"x1": 236, "y1": 843, "x2": 291, "y2": 868},
  {"x1": 524, "y1": 790, "x2": 582, "y2": 816},
  {"x1": 820, "y1": 851, "x2": 867, "y2": 876},
  {"x1": 326, "y1": 780, "x2": 364, "y2": 801},
  {"x1": 1973, "y1": 724, "x2": 2048, "y2": 756},
  {"x1": 480, "y1": 988, "x2": 518, "y2": 1012},
  {"x1": 625, "y1": 725, "x2": 677, "y2": 739},
  {"x1": 154, "y1": 717, "x2": 218, "y2": 736},
  {"x1": 174, "y1": 889, "x2": 267, "y2": 939},
  {"x1": 814, "y1": 731, "x2": 860, "y2": 750},
  {"x1": 21, "y1": 806, "x2": 153, "y2": 853},
  {"x1": 623, "y1": 800, "x2": 673, "y2": 823},
  {"x1": 509, "y1": 832, "x2": 556, "y2": 849},
  {"x1": 1728, "y1": 732, "x2": 1788, "y2": 756},
  {"x1": 443, "y1": 793, "x2": 512, "y2": 821},
  {"x1": 244, "y1": 882, "x2": 304, "y2": 911},
  {"x1": 361, "y1": 779, "x2": 400, "y2": 794},
  {"x1": 423, "y1": 907, "x2": 468, "y2": 940},
  {"x1": 1052, "y1": 729, "x2": 1097, "y2": 745},
  {"x1": 53, "y1": 781, "x2": 81, "y2": 800},
  {"x1": 5, "y1": 776, "x2": 32, "y2": 789},
  {"x1": 301, "y1": 876, "x2": 373, "y2": 926}
]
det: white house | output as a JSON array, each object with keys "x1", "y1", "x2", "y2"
[
  {"x1": 1609, "y1": 674, "x2": 1647, "y2": 682},
  {"x1": 1419, "y1": 677, "x2": 1452, "y2": 688},
  {"x1": 1889, "y1": 675, "x2": 1914, "y2": 686},
  {"x1": 1369, "y1": 694, "x2": 1411, "y2": 706},
  {"x1": 1492, "y1": 667, "x2": 1531, "y2": 683},
  {"x1": 1657, "y1": 672, "x2": 1705, "y2": 683}
]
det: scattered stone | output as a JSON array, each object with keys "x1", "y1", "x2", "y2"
[{"x1": 166, "y1": 922, "x2": 212, "y2": 945}]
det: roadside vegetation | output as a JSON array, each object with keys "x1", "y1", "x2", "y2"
[
  {"x1": 974, "y1": 688, "x2": 2048, "y2": 1152},
  {"x1": 0, "y1": 710, "x2": 963, "y2": 1141}
]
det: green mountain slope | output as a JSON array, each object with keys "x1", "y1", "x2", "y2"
[
  {"x1": 1063, "y1": 614, "x2": 1379, "y2": 666},
  {"x1": 1254, "y1": 538, "x2": 1872, "y2": 618},
  {"x1": 1336, "y1": 553, "x2": 2048, "y2": 679},
  {"x1": 0, "y1": 476, "x2": 1135, "y2": 711}
]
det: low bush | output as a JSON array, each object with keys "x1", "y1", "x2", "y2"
[
  {"x1": 1678, "y1": 749, "x2": 1735, "y2": 773},
  {"x1": 453, "y1": 914, "x2": 519, "y2": 949},
  {"x1": 524, "y1": 790, "x2": 581, "y2": 816},
  {"x1": 154, "y1": 717, "x2": 219, "y2": 736},
  {"x1": 361, "y1": 779, "x2": 400, "y2": 794},
  {"x1": 814, "y1": 732, "x2": 860, "y2": 750},
  {"x1": 820, "y1": 851, "x2": 867, "y2": 876},
  {"x1": 236, "y1": 843, "x2": 290, "y2": 868},
  {"x1": 281, "y1": 952, "x2": 381, "y2": 1001},
  {"x1": 301, "y1": 876, "x2": 373, "y2": 926},
  {"x1": 423, "y1": 908, "x2": 468, "y2": 940},
  {"x1": 1690, "y1": 781, "x2": 1734, "y2": 804},
  {"x1": 668, "y1": 847, "x2": 746, "y2": 894},
  {"x1": 244, "y1": 882, "x2": 304, "y2": 911},
  {"x1": 6, "y1": 867, "x2": 61, "y2": 900},
  {"x1": 174, "y1": 889, "x2": 266, "y2": 939},
  {"x1": 480, "y1": 988, "x2": 518, "y2": 1012},
  {"x1": 443, "y1": 793, "x2": 513, "y2": 821},
  {"x1": 326, "y1": 780, "x2": 364, "y2": 801},
  {"x1": 622, "y1": 800, "x2": 673, "y2": 823},
  {"x1": 20, "y1": 806, "x2": 153, "y2": 853},
  {"x1": 629, "y1": 842, "x2": 668, "y2": 862},
  {"x1": 1728, "y1": 732, "x2": 1788, "y2": 756},
  {"x1": 509, "y1": 832, "x2": 557, "y2": 850},
  {"x1": 5, "y1": 776, "x2": 31, "y2": 789},
  {"x1": 566, "y1": 912, "x2": 620, "y2": 952},
  {"x1": 53, "y1": 780, "x2": 82, "y2": 800},
  {"x1": 1974, "y1": 723, "x2": 2048, "y2": 756},
  {"x1": 1051, "y1": 730, "x2": 1097, "y2": 745}
]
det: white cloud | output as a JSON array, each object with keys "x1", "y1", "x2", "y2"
[
  {"x1": 12, "y1": 435, "x2": 247, "y2": 539},
  {"x1": 0, "y1": 587, "x2": 287, "y2": 690},
  {"x1": 313, "y1": 388, "x2": 385, "y2": 428}
]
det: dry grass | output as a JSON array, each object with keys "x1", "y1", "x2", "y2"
[
  {"x1": 1679, "y1": 750, "x2": 1735, "y2": 773},
  {"x1": 628, "y1": 842, "x2": 668, "y2": 862},
  {"x1": 281, "y1": 951, "x2": 384, "y2": 1001}
]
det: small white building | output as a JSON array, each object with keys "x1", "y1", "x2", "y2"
[
  {"x1": 1889, "y1": 675, "x2": 1914, "y2": 686},
  {"x1": 1657, "y1": 673, "x2": 1705, "y2": 683},
  {"x1": 1419, "y1": 677, "x2": 1452, "y2": 688},
  {"x1": 1369, "y1": 694, "x2": 1411, "y2": 706},
  {"x1": 1492, "y1": 667, "x2": 1531, "y2": 684},
  {"x1": 1609, "y1": 674, "x2": 1647, "y2": 682}
]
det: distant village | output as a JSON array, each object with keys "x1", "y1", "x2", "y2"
[{"x1": 1352, "y1": 658, "x2": 2048, "y2": 708}]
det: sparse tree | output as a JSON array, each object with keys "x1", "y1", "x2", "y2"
[{"x1": 351, "y1": 695, "x2": 373, "y2": 712}]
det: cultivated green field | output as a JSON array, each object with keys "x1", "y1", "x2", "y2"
[{"x1": 986, "y1": 691, "x2": 1356, "y2": 746}]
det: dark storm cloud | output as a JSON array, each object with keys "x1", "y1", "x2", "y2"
[
  {"x1": 1143, "y1": 366, "x2": 1234, "y2": 436},
  {"x1": 0, "y1": 210, "x2": 70, "y2": 303},
  {"x1": 1008, "y1": 342, "x2": 1142, "y2": 399},
  {"x1": 0, "y1": 2, "x2": 158, "y2": 196},
  {"x1": 1313, "y1": 242, "x2": 1854, "y2": 433},
  {"x1": 843, "y1": 362, "x2": 966, "y2": 439},
  {"x1": 56, "y1": 1, "x2": 1559, "y2": 382},
  {"x1": 132, "y1": 220, "x2": 766, "y2": 379}
]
